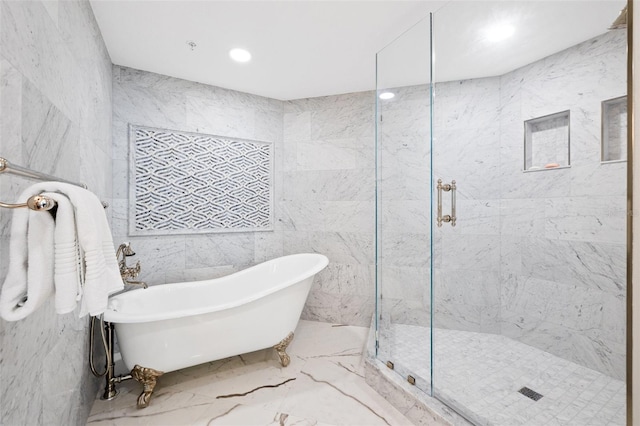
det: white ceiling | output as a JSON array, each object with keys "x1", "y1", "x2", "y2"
[{"x1": 89, "y1": 1, "x2": 626, "y2": 101}]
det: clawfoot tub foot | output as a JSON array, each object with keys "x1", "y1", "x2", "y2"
[
  {"x1": 131, "y1": 365, "x2": 164, "y2": 408},
  {"x1": 274, "y1": 332, "x2": 294, "y2": 367}
]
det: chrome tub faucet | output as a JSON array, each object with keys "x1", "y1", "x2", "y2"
[{"x1": 116, "y1": 242, "x2": 148, "y2": 289}]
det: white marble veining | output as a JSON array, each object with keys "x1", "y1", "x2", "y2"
[
  {"x1": 87, "y1": 321, "x2": 412, "y2": 426},
  {"x1": 0, "y1": 0, "x2": 113, "y2": 424}
]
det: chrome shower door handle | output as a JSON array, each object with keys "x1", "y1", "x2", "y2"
[
  {"x1": 451, "y1": 180, "x2": 456, "y2": 226},
  {"x1": 436, "y1": 179, "x2": 456, "y2": 227}
]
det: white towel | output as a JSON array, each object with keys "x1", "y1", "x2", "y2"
[
  {"x1": 30, "y1": 182, "x2": 124, "y2": 317},
  {"x1": 0, "y1": 182, "x2": 123, "y2": 320},
  {"x1": 0, "y1": 188, "x2": 55, "y2": 321},
  {"x1": 42, "y1": 192, "x2": 82, "y2": 314}
]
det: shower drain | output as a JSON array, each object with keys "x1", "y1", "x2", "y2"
[{"x1": 518, "y1": 386, "x2": 544, "y2": 401}]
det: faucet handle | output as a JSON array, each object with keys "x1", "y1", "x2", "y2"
[{"x1": 122, "y1": 243, "x2": 136, "y2": 257}]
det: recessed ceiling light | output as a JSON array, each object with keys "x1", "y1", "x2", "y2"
[
  {"x1": 484, "y1": 23, "x2": 515, "y2": 42},
  {"x1": 379, "y1": 92, "x2": 395, "y2": 100},
  {"x1": 229, "y1": 48, "x2": 251, "y2": 63}
]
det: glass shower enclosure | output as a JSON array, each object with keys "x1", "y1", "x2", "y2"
[{"x1": 375, "y1": 2, "x2": 628, "y2": 425}]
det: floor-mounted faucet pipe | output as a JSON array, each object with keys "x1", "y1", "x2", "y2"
[
  {"x1": 89, "y1": 315, "x2": 111, "y2": 378},
  {"x1": 89, "y1": 315, "x2": 132, "y2": 400},
  {"x1": 102, "y1": 320, "x2": 118, "y2": 400}
]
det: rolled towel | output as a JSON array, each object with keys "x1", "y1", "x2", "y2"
[
  {"x1": 42, "y1": 192, "x2": 83, "y2": 314},
  {"x1": 0, "y1": 189, "x2": 55, "y2": 321},
  {"x1": 25, "y1": 182, "x2": 123, "y2": 317}
]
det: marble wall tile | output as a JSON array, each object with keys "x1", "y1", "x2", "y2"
[
  {"x1": 378, "y1": 232, "x2": 430, "y2": 268},
  {"x1": 378, "y1": 200, "x2": 430, "y2": 234},
  {"x1": 21, "y1": 78, "x2": 75, "y2": 177},
  {"x1": 339, "y1": 294, "x2": 375, "y2": 326},
  {"x1": 381, "y1": 297, "x2": 430, "y2": 327},
  {"x1": 570, "y1": 162, "x2": 627, "y2": 197},
  {"x1": 283, "y1": 168, "x2": 374, "y2": 202},
  {"x1": 433, "y1": 77, "x2": 501, "y2": 129},
  {"x1": 323, "y1": 200, "x2": 374, "y2": 233},
  {"x1": 0, "y1": 2, "x2": 112, "y2": 424},
  {"x1": 313, "y1": 262, "x2": 374, "y2": 296},
  {"x1": 379, "y1": 265, "x2": 429, "y2": 301},
  {"x1": 440, "y1": 234, "x2": 501, "y2": 273},
  {"x1": 0, "y1": 58, "x2": 23, "y2": 243},
  {"x1": 379, "y1": 99, "x2": 430, "y2": 138},
  {"x1": 500, "y1": 199, "x2": 546, "y2": 236},
  {"x1": 185, "y1": 233, "x2": 255, "y2": 269},
  {"x1": 254, "y1": 231, "x2": 284, "y2": 263},
  {"x1": 377, "y1": 134, "x2": 430, "y2": 171},
  {"x1": 283, "y1": 111, "x2": 311, "y2": 143},
  {"x1": 296, "y1": 139, "x2": 359, "y2": 171},
  {"x1": 114, "y1": 84, "x2": 188, "y2": 132},
  {"x1": 185, "y1": 96, "x2": 255, "y2": 138},
  {"x1": 433, "y1": 269, "x2": 501, "y2": 332},
  {"x1": 519, "y1": 237, "x2": 625, "y2": 296},
  {"x1": 284, "y1": 231, "x2": 373, "y2": 265},
  {"x1": 1, "y1": 1, "x2": 78, "y2": 119},
  {"x1": 279, "y1": 200, "x2": 326, "y2": 232},
  {"x1": 165, "y1": 265, "x2": 239, "y2": 284},
  {"x1": 378, "y1": 165, "x2": 430, "y2": 201},
  {"x1": 285, "y1": 91, "x2": 373, "y2": 115},
  {"x1": 310, "y1": 103, "x2": 373, "y2": 140},
  {"x1": 544, "y1": 196, "x2": 626, "y2": 244},
  {"x1": 301, "y1": 289, "x2": 341, "y2": 324}
]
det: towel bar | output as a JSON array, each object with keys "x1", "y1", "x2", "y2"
[
  {"x1": 0, "y1": 157, "x2": 108, "y2": 211},
  {"x1": 0, "y1": 195, "x2": 56, "y2": 211}
]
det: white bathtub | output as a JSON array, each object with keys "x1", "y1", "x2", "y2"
[
  {"x1": 104, "y1": 253, "x2": 328, "y2": 374},
  {"x1": 102, "y1": 253, "x2": 328, "y2": 407}
]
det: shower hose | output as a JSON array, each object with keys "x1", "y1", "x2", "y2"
[{"x1": 89, "y1": 315, "x2": 112, "y2": 378}]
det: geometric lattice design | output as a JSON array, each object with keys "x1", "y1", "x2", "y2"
[{"x1": 129, "y1": 125, "x2": 273, "y2": 235}]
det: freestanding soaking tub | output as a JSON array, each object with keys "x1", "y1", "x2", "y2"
[{"x1": 103, "y1": 253, "x2": 328, "y2": 408}]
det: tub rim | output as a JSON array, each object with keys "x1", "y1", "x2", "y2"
[{"x1": 103, "y1": 253, "x2": 328, "y2": 324}]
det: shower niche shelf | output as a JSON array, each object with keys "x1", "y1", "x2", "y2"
[
  {"x1": 601, "y1": 96, "x2": 627, "y2": 163},
  {"x1": 523, "y1": 110, "x2": 570, "y2": 172}
]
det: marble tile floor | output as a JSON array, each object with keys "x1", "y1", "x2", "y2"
[
  {"x1": 87, "y1": 320, "x2": 413, "y2": 426},
  {"x1": 381, "y1": 324, "x2": 626, "y2": 426}
]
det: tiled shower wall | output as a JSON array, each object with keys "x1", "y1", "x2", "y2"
[
  {"x1": 498, "y1": 30, "x2": 627, "y2": 380},
  {"x1": 112, "y1": 67, "x2": 376, "y2": 326},
  {"x1": 421, "y1": 30, "x2": 627, "y2": 380},
  {"x1": 0, "y1": 0, "x2": 112, "y2": 424}
]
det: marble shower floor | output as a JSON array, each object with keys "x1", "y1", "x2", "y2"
[
  {"x1": 382, "y1": 324, "x2": 626, "y2": 426},
  {"x1": 87, "y1": 321, "x2": 413, "y2": 426}
]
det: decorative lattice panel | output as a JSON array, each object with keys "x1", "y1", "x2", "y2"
[{"x1": 129, "y1": 125, "x2": 273, "y2": 235}]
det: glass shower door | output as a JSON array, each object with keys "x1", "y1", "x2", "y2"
[
  {"x1": 375, "y1": 15, "x2": 433, "y2": 394},
  {"x1": 431, "y1": 2, "x2": 628, "y2": 425}
]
